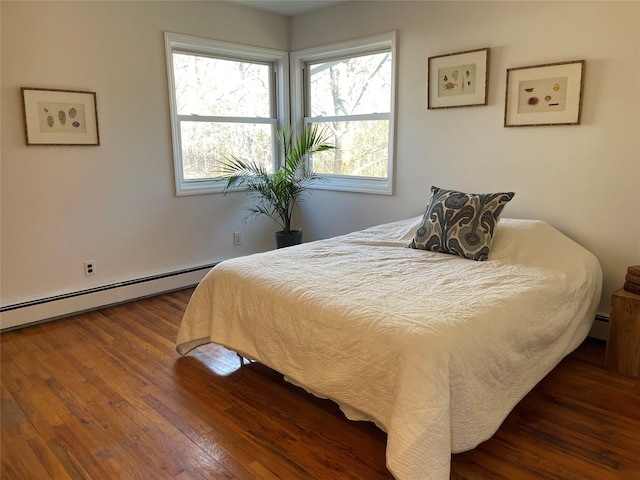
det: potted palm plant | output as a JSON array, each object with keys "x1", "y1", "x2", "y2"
[{"x1": 216, "y1": 124, "x2": 336, "y2": 248}]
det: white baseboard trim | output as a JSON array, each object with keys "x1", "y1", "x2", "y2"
[{"x1": 0, "y1": 264, "x2": 215, "y2": 331}]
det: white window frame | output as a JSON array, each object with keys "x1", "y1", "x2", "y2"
[
  {"x1": 164, "y1": 32, "x2": 289, "y2": 196},
  {"x1": 290, "y1": 31, "x2": 397, "y2": 195}
]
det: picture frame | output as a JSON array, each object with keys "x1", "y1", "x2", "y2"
[
  {"x1": 427, "y1": 47, "x2": 489, "y2": 109},
  {"x1": 504, "y1": 60, "x2": 584, "y2": 127},
  {"x1": 21, "y1": 87, "x2": 100, "y2": 145}
]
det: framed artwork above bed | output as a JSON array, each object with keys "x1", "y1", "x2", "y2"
[
  {"x1": 427, "y1": 47, "x2": 490, "y2": 109},
  {"x1": 504, "y1": 60, "x2": 584, "y2": 127}
]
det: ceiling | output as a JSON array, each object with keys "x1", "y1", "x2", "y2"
[{"x1": 230, "y1": 0, "x2": 345, "y2": 16}]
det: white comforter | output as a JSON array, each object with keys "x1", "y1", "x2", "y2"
[{"x1": 176, "y1": 217, "x2": 602, "y2": 480}]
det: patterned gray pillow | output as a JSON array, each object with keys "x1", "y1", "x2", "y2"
[{"x1": 409, "y1": 186, "x2": 515, "y2": 261}]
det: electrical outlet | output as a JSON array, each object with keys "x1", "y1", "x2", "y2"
[
  {"x1": 84, "y1": 260, "x2": 95, "y2": 276},
  {"x1": 233, "y1": 231, "x2": 242, "y2": 246}
]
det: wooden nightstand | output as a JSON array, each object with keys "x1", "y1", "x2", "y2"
[{"x1": 605, "y1": 288, "x2": 640, "y2": 378}]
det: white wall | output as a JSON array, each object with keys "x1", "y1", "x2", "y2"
[
  {"x1": 1, "y1": 1, "x2": 289, "y2": 319},
  {"x1": 292, "y1": 1, "x2": 640, "y2": 314},
  {"x1": 1, "y1": 1, "x2": 638, "y2": 324}
]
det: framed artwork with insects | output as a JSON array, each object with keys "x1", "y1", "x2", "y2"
[{"x1": 427, "y1": 48, "x2": 489, "y2": 109}]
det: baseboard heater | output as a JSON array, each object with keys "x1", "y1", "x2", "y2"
[
  {"x1": 589, "y1": 313, "x2": 610, "y2": 342},
  {"x1": 0, "y1": 263, "x2": 217, "y2": 331}
]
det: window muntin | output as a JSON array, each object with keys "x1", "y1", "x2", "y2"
[{"x1": 165, "y1": 33, "x2": 288, "y2": 195}]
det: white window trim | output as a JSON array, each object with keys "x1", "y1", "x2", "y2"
[
  {"x1": 164, "y1": 32, "x2": 289, "y2": 196},
  {"x1": 290, "y1": 31, "x2": 397, "y2": 195}
]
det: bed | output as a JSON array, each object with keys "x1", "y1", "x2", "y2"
[{"x1": 176, "y1": 190, "x2": 602, "y2": 480}]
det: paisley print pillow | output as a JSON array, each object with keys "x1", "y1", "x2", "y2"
[{"x1": 409, "y1": 186, "x2": 515, "y2": 261}]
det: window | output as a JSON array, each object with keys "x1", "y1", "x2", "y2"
[
  {"x1": 164, "y1": 33, "x2": 288, "y2": 195},
  {"x1": 291, "y1": 32, "x2": 396, "y2": 194}
]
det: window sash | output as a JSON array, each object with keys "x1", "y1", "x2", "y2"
[
  {"x1": 291, "y1": 32, "x2": 396, "y2": 195},
  {"x1": 179, "y1": 120, "x2": 275, "y2": 182},
  {"x1": 306, "y1": 52, "x2": 392, "y2": 118},
  {"x1": 165, "y1": 32, "x2": 288, "y2": 196}
]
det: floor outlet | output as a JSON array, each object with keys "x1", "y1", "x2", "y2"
[{"x1": 84, "y1": 260, "x2": 95, "y2": 276}]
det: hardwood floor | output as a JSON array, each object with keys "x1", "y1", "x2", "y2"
[{"x1": 1, "y1": 288, "x2": 639, "y2": 479}]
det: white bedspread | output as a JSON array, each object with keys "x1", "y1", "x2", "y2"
[{"x1": 176, "y1": 217, "x2": 602, "y2": 480}]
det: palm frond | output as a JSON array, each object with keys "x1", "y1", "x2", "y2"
[{"x1": 215, "y1": 125, "x2": 336, "y2": 234}]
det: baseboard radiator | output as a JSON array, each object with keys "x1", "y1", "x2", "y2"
[
  {"x1": 589, "y1": 313, "x2": 610, "y2": 342},
  {"x1": 0, "y1": 263, "x2": 216, "y2": 331}
]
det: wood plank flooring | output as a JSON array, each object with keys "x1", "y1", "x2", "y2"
[{"x1": 2, "y1": 288, "x2": 639, "y2": 479}]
